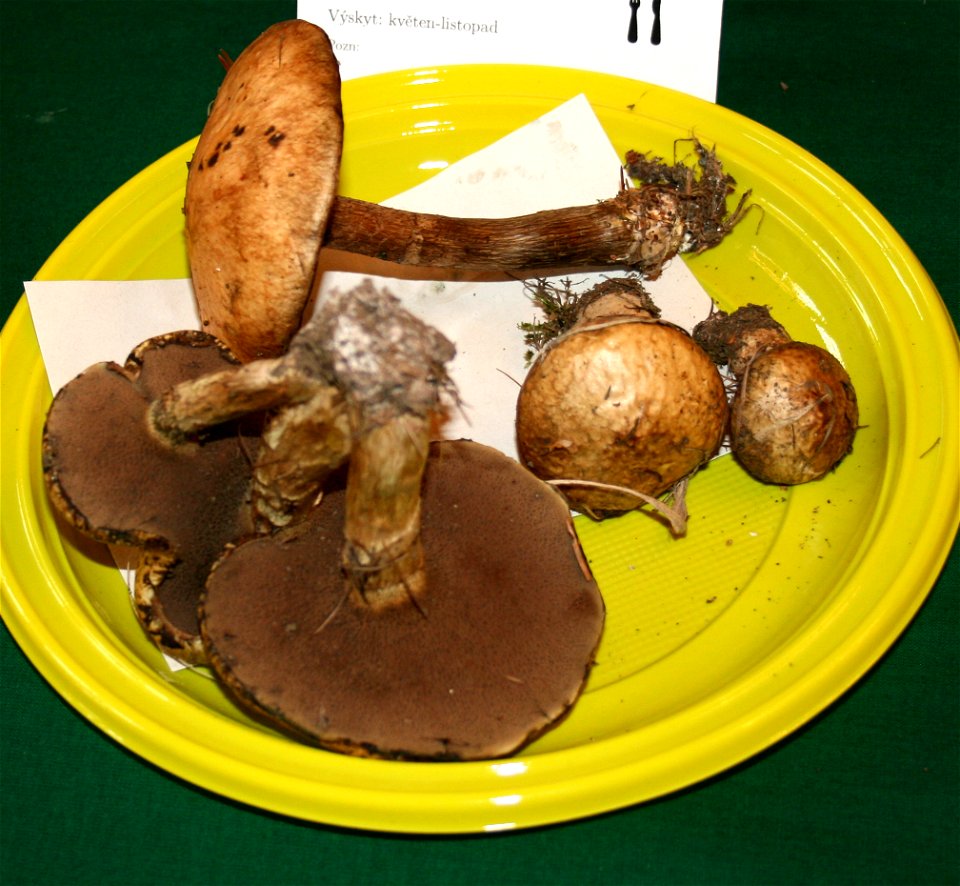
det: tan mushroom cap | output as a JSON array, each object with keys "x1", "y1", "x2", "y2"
[
  {"x1": 200, "y1": 439, "x2": 605, "y2": 761},
  {"x1": 516, "y1": 319, "x2": 729, "y2": 514},
  {"x1": 731, "y1": 341, "x2": 859, "y2": 485},
  {"x1": 42, "y1": 332, "x2": 258, "y2": 663},
  {"x1": 185, "y1": 20, "x2": 344, "y2": 362}
]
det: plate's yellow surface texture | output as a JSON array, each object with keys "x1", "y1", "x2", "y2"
[{"x1": 2, "y1": 66, "x2": 957, "y2": 833}]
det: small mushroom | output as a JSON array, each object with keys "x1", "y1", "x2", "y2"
[
  {"x1": 188, "y1": 20, "x2": 750, "y2": 362},
  {"x1": 693, "y1": 304, "x2": 859, "y2": 484},
  {"x1": 200, "y1": 438, "x2": 605, "y2": 761},
  {"x1": 41, "y1": 332, "x2": 259, "y2": 662}
]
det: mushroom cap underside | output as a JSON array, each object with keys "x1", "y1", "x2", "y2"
[
  {"x1": 201, "y1": 439, "x2": 606, "y2": 761},
  {"x1": 42, "y1": 332, "x2": 258, "y2": 659}
]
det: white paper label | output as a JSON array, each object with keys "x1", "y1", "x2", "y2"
[{"x1": 297, "y1": 0, "x2": 724, "y2": 102}]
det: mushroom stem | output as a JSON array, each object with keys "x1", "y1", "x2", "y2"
[
  {"x1": 312, "y1": 280, "x2": 456, "y2": 603},
  {"x1": 325, "y1": 186, "x2": 688, "y2": 273},
  {"x1": 148, "y1": 279, "x2": 456, "y2": 597},
  {"x1": 342, "y1": 413, "x2": 430, "y2": 608},
  {"x1": 253, "y1": 387, "x2": 351, "y2": 530},
  {"x1": 321, "y1": 140, "x2": 750, "y2": 274},
  {"x1": 149, "y1": 359, "x2": 320, "y2": 441},
  {"x1": 149, "y1": 347, "x2": 351, "y2": 531}
]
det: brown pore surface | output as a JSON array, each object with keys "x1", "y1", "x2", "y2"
[
  {"x1": 42, "y1": 333, "x2": 258, "y2": 658},
  {"x1": 200, "y1": 439, "x2": 605, "y2": 761}
]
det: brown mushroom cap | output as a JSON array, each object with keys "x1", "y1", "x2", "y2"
[
  {"x1": 42, "y1": 332, "x2": 259, "y2": 662},
  {"x1": 185, "y1": 19, "x2": 344, "y2": 362},
  {"x1": 200, "y1": 439, "x2": 605, "y2": 761},
  {"x1": 731, "y1": 341, "x2": 859, "y2": 485},
  {"x1": 516, "y1": 318, "x2": 729, "y2": 514}
]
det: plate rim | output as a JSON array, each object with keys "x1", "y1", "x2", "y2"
[{"x1": 2, "y1": 62, "x2": 958, "y2": 834}]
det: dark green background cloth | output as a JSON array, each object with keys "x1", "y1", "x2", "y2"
[{"x1": 2, "y1": 1, "x2": 957, "y2": 883}]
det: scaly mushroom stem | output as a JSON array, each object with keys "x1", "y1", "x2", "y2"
[
  {"x1": 322, "y1": 140, "x2": 750, "y2": 275},
  {"x1": 253, "y1": 386, "x2": 351, "y2": 530},
  {"x1": 342, "y1": 414, "x2": 430, "y2": 608},
  {"x1": 325, "y1": 186, "x2": 687, "y2": 273},
  {"x1": 149, "y1": 279, "x2": 456, "y2": 598},
  {"x1": 149, "y1": 358, "x2": 320, "y2": 441},
  {"x1": 312, "y1": 280, "x2": 456, "y2": 605},
  {"x1": 149, "y1": 349, "x2": 351, "y2": 531}
]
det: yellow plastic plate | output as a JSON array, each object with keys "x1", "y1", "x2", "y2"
[{"x1": 2, "y1": 66, "x2": 958, "y2": 834}]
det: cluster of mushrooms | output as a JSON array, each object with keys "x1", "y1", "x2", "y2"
[{"x1": 41, "y1": 21, "x2": 857, "y2": 761}]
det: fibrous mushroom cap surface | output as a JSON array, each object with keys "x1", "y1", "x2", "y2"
[
  {"x1": 185, "y1": 19, "x2": 344, "y2": 361},
  {"x1": 516, "y1": 320, "x2": 728, "y2": 512}
]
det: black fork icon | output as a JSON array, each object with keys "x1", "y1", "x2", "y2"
[
  {"x1": 628, "y1": 0, "x2": 663, "y2": 45},
  {"x1": 628, "y1": 0, "x2": 641, "y2": 42}
]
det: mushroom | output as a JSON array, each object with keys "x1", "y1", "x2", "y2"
[
  {"x1": 41, "y1": 332, "x2": 260, "y2": 663},
  {"x1": 43, "y1": 280, "x2": 604, "y2": 759},
  {"x1": 174, "y1": 281, "x2": 603, "y2": 759},
  {"x1": 515, "y1": 277, "x2": 728, "y2": 530},
  {"x1": 693, "y1": 304, "x2": 859, "y2": 484},
  {"x1": 200, "y1": 438, "x2": 605, "y2": 761},
  {"x1": 184, "y1": 19, "x2": 344, "y2": 362},
  {"x1": 41, "y1": 280, "x2": 453, "y2": 663},
  {"x1": 187, "y1": 20, "x2": 749, "y2": 362}
]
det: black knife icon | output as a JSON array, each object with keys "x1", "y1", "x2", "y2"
[{"x1": 651, "y1": 0, "x2": 662, "y2": 45}]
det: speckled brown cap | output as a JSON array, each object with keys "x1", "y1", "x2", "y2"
[
  {"x1": 42, "y1": 332, "x2": 259, "y2": 663},
  {"x1": 200, "y1": 439, "x2": 605, "y2": 761},
  {"x1": 184, "y1": 20, "x2": 344, "y2": 362}
]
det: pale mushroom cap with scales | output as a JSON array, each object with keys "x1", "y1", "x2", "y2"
[
  {"x1": 185, "y1": 20, "x2": 344, "y2": 362},
  {"x1": 200, "y1": 439, "x2": 606, "y2": 761}
]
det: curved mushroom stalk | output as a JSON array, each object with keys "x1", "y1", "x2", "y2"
[
  {"x1": 308, "y1": 279, "x2": 457, "y2": 605},
  {"x1": 42, "y1": 332, "x2": 259, "y2": 663},
  {"x1": 189, "y1": 19, "x2": 751, "y2": 363},
  {"x1": 149, "y1": 350, "x2": 351, "y2": 531},
  {"x1": 341, "y1": 414, "x2": 430, "y2": 607}
]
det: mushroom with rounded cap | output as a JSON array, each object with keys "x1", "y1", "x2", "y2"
[
  {"x1": 693, "y1": 304, "x2": 859, "y2": 484},
  {"x1": 516, "y1": 277, "x2": 729, "y2": 531}
]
